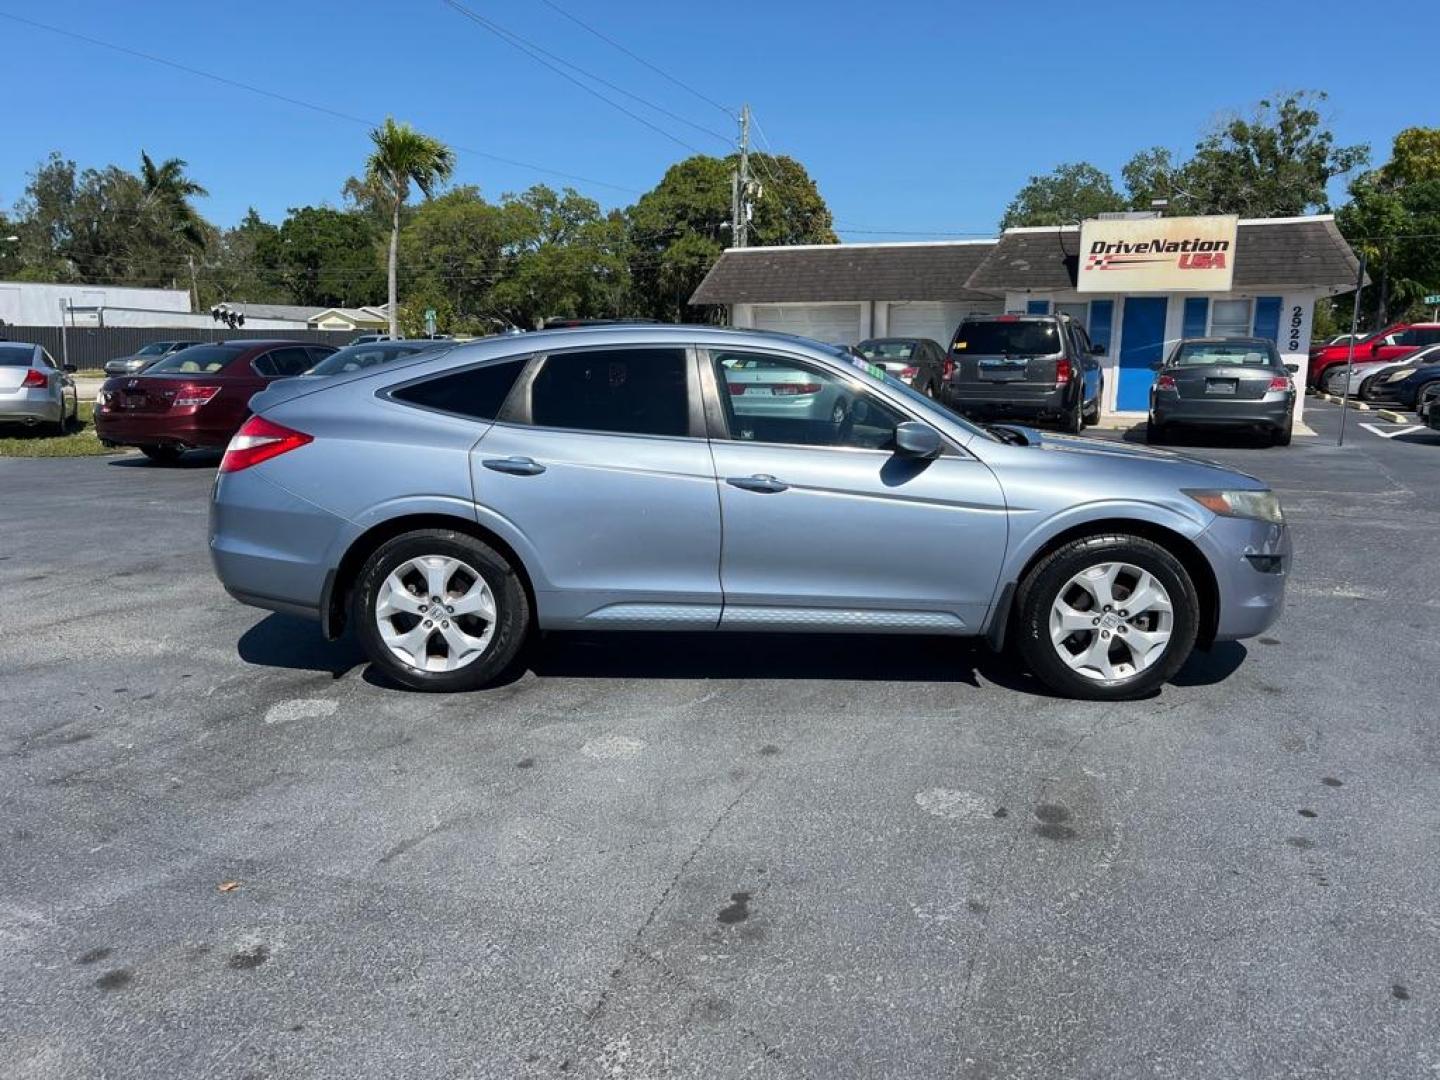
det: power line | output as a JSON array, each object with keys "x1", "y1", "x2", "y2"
[
  {"x1": 534, "y1": 0, "x2": 736, "y2": 120},
  {"x1": 442, "y1": 1, "x2": 719, "y2": 155},
  {"x1": 0, "y1": 9, "x2": 642, "y2": 196}
]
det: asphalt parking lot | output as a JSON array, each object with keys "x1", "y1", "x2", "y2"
[{"x1": 2, "y1": 398, "x2": 1438, "y2": 1080}]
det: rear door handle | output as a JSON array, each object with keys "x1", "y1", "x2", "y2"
[
  {"x1": 482, "y1": 456, "x2": 546, "y2": 476},
  {"x1": 726, "y1": 474, "x2": 788, "y2": 494}
]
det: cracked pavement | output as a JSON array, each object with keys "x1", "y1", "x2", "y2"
[{"x1": 1, "y1": 399, "x2": 1437, "y2": 1079}]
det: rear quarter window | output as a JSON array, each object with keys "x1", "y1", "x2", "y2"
[{"x1": 391, "y1": 358, "x2": 528, "y2": 420}]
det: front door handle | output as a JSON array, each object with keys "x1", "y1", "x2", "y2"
[
  {"x1": 482, "y1": 456, "x2": 546, "y2": 476},
  {"x1": 726, "y1": 473, "x2": 788, "y2": 494}
]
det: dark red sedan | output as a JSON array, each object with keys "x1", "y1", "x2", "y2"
[{"x1": 94, "y1": 340, "x2": 335, "y2": 463}]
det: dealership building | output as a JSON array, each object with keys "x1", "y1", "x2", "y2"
[{"x1": 690, "y1": 213, "x2": 1363, "y2": 419}]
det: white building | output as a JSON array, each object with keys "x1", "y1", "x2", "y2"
[
  {"x1": 0, "y1": 280, "x2": 191, "y2": 326},
  {"x1": 691, "y1": 214, "x2": 1363, "y2": 419}
]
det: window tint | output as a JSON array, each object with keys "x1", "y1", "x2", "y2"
[
  {"x1": 530, "y1": 348, "x2": 689, "y2": 437},
  {"x1": 147, "y1": 345, "x2": 243, "y2": 374},
  {"x1": 713, "y1": 350, "x2": 908, "y2": 450},
  {"x1": 856, "y1": 340, "x2": 916, "y2": 361},
  {"x1": 254, "y1": 347, "x2": 313, "y2": 377},
  {"x1": 392, "y1": 358, "x2": 527, "y2": 420},
  {"x1": 307, "y1": 346, "x2": 338, "y2": 367},
  {"x1": 1172, "y1": 342, "x2": 1278, "y2": 367},
  {"x1": 952, "y1": 319, "x2": 1062, "y2": 355},
  {"x1": 310, "y1": 343, "x2": 426, "y2": 375},
  {"x1": 0, "y1": 345, "x2": 34, "y2": 366}
]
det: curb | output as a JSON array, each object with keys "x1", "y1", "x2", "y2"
[{"x1": 1376, "y1": 409, "x2": 1412, "y2": 424}]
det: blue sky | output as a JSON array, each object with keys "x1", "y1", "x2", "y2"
[{"x1": 0, "y1": 0, "x2": 1428, "y2": 239}]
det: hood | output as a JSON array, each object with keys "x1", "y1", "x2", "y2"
[{"x1": 1016, "y1": 429, "x2": 1265, "y2": 488}]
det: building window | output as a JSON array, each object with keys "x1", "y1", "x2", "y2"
[
  {"x1": 1210, "y1": 299, "x2": 1252, "y2": 338},
  {"x1": 1054, "y1": 302, "x2": 1088, "y2": 331}
]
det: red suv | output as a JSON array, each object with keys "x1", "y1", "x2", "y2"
[
  {"x1": 1309, "y1": 323, "x2": 1440, "y2": 389},
  {"x1": 95, "y1": 340, "x2": 335, "y2": 463}
]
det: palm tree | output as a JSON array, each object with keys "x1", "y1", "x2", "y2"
[
  {"x1": 364, "y1": 118, "x2": 455, "y2": 337},
  {"x1": 139, "y1": 151, "x2": 209, "y2": 250}
]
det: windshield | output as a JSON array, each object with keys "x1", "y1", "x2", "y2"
[
  {"x1": 307, "y1": 343, "x2": 429, "y2": 376},
  {"x1": 0, "y1": 344, "x2": 35, "y2": 366},
  {"x1": 857, "y1": 340, "x2": 916, "y2": 361},
  {"x1": 953, "y1": 319, "x2": 1061, "y2": 356},
  {"x1": 146, "y1": 345, "x2": 242, "y2": 374},
  {"x1": 1172, "y1": 342, "x2": 1278, "y2": 367},
  {"x1": 817, "y1": 343, "x2": 996, "y2": 442}
]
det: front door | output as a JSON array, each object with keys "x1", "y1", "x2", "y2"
[
  {"x1": 1117, "y1": 297, "x2": 1168, "y2": 411},
  {"x1": 470, "y1": 344, "x2": 723, "y2": 630},
  {"x1": 704, "y1": 347, "x2": 1008, "y2": 633}
]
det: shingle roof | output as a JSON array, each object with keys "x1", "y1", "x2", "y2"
[
  {"x1": 225, "y1": 303, "x2": 328, "y2": 321},
  {"x1": 965, "y1": 216, "x2": 1363, "y2": 292},
  {"x1": 689, "y1": 241, "x2": 1001, "y2": 305}
]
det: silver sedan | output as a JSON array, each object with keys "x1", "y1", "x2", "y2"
[{"x1": 0, "y1": 342, "x2": 79, "y2": 433}]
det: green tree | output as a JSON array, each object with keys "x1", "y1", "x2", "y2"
[
  {"x1": 627, "y1": 153, "x2": 836, "y2": 321},
  {"x1": 255, "y1": 206, "x2": 384, "y2": 307},
  {"x1": 397, "y1": 185, "x2": 508, "y2": 332},
  {"x1": 364, "y1": 118, "x2": 455, "y2": 337},
  {"x1": 999, "y1": 162, "x2": 1125, "y2": 229},
  {"x1": 197, "y1": 209, "x2": 286, "y2": 308}
]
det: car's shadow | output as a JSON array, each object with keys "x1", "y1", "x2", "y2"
[
  {"x1": 1118, "y1": 425, "x2": 1278, "y2": 450},
  {"x1": 108, "y1": 450, "x2": 222, "y2": 469},
  {"x1": 237, "y1": 613, "x2": 1246, "y2": 699}
]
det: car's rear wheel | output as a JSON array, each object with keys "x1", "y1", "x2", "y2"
[
  {"x1": 1014, "y1": 534, "x2": 1199, "y2": 701},
  {"x1": 1059, "y1": 394, "x2": 1083, "y2": 434},
  {"x1": 139, "y1": 445, "x2": 184, "y2": 464},
  {"x1": 353, "y1": 528, "x2": 530, "y2": 692},
  {"x1": 1273, "y1": 416, "x2": 1293, "y2": 446}
]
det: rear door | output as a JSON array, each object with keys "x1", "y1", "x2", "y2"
[
  {"x1": 705, "y1": 345, "x2": 1007, "y2": 632},
  {"x1": 469, "y1": 344, "x2": 724, "y2": 630}
]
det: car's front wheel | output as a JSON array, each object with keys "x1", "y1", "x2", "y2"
[
  {"x1": 353, "y1": 528, "x2": 530, "y2": 692},
  {"x1": 1014, "y1": 534, "x2": 1200, "y2": 700}
]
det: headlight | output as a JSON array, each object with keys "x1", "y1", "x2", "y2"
[
  {"x1": 1386, "y1": 369, "x2": 1416, "y2": 383},
  {"x1": 1184, "y1": 489, "x2": 1285, "y2": 524}
]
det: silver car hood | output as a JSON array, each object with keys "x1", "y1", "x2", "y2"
[{"x1": 983, "y1": 427, "x2": 1265, "y2": 488}]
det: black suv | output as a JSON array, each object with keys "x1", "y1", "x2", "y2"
[{"x1": 941, "y1": 314, "x2": 1104, "y2": 433}]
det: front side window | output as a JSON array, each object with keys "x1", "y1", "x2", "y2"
[
  {"x1": 712, "y1": 350, "x2": 908, "y2": 450},
  {"x1": 1210, "y1": 299, "x2": 1253, "y2": 338},
  {"x1": 530, "y1": 347, "x2": 689, "y2": 437}
]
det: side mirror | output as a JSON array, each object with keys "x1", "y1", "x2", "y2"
[
  {"x1": 1284, "y1": 363, "x2": 1299, "y2": 374},
  {"x1": 1371, "y1": 341, "x2": 1382, "y2": 355},
  {"x1": 894, "y1": 421, "x2": 943, "y2": 459},
  {"x1": 63, "y1": 363, "x2": 77, "y2": 373},
  {"x1": 1091, "y1": 343, "x2": 1106, "y2": 356}
]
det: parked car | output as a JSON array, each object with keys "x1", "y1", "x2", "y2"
[
  {"x1": 1356, "y1": 344, "x2": 1440, "y2": 410},
  {"x1": 304, "y1": 340, "x2": 446, "y2": 377},
  {"x1": 209, "y1": 325, "x2": 1289, "y2": 702},
  {"x1": 1322, "y1": 357, "x2": 1413, "y2": 397},
  {"x1": 0, "y1": 341, "x2": 79, "y2": 433},
  {"x1": 1421, "y1": 383, "x2": 1440, "y2": 423},
  {"x1": 941, "y1": 314, "x2": 1103, "y2": 434},
  {"x1": 1308, "y1": 323, "x2": 1440, "y2": 389},
  {"x1": 347, "y1": 333, "x2": 394, "y2": 346},
  {"x1": 103, "y1": 340, "x2": 201, "y2": 377},
  {"x1": 854, "y1": 337, "x2": 947, "y2": 396},
  {"x1": 94, "y1": 339, "x2": 337, "y2": 463},
  {"x1": 1148, "y1": 337, "x2": 1297, "y2": 446}
]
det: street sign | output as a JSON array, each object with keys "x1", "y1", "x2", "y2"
[{"x1": 1424, "y1": 294, "x2": 1440, "y2": 305}]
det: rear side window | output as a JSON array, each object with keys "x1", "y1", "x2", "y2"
[
  {"x1": 254, "y1": 347, "x2": 313, "y2": 377},
  {"x1": 391, "y1": 358, "x2": 527, "y2": 421},
  {"x1": 148, "y1": 345, "x2": 243, "y2": 374},
  {"x1": 0, "y1": 345, "x2": 35, "y2": 366},
  {"x1": 952, "y1": 320, "x2": 1061, "y2": 356},
  {"x1": 530, "y1": 347, "x2": 689, "y2": 437}
]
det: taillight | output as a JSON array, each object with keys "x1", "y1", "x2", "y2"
[
  {"x1": 1055, "y1": 358, "x2": 1072, "y2": 386},
  {"x1": 219, "y1": 415, "x2": 313, "y2": 473},
  {"x1": 727, "y1": 383, "x2": 748, "y2": 396},
  {"x1": 1156, "y1": 374, "x2": 1177, "y2": 391},
  {"x1": 943, "y1": 357, "x2": 956, "y2": 380},
  {"x1": 899, "y1": 366, "x2": 919, "y2": 381},
  {"x1": 22, "y1": 368, "x2": 48, "y2": 389},
  {"x1": 771, "y1": 383, "x2": 820, "y2": 396},
  {"x1": 1268, "y1": 375, "x2": 1291, "y2": 392},
  {"x1": 171, "y1": 384, "x2": 221, "y2": 408}
]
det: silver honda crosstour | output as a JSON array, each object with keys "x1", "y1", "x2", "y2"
[{"x1": 209, "y1": 325, "x2": 1289, "y2": 700}]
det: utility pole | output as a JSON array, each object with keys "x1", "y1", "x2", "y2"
[{"x1": 733, "y1": 103, "x2": 752, "y2": 248}]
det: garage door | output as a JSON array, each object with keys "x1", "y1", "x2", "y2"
[
  {"x1": 750, "y1": 304, "x2": 862, "y2": 345},
  {"x1": 885, "y1": 301, "x2": 1001, "y2": 346}
]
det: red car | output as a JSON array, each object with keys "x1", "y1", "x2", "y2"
[
  {"x1": 95, "y1": 340, "x2": 335, "y2": 463},
  {"x1": 1309, "y1": 322, "x2": 1440, "y2": 389}
]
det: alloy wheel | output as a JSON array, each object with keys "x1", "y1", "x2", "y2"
[
  {"x1": 374, "y1": 555, "x2": 497, "y2": 673},
  {"x1": 1048, "y1": 561, "x2": 1174, "y2": 683}
]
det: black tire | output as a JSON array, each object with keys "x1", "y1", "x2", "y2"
[
  {"x1": 140, "y1": 444, "x2": 184, "y2": 464},
  {"x1": 1273, "y1": 417, "x2": 1293, "y2": 447},
  {"x1": 1412, "y1": 381, "x2": 1440, "y2": 416},
  {"x1": 1014, "y1": 533, "x2": 1200, "y2": 701},
  {"x1": 1059, "y1": 394, "x2": 1083, "y2": 434},
  {"x1": 352, "y1": 528, "x2": 530, "y2": 692},
  {"x1": 1083, "y1": 394, "x2": 1100, "y2": 424}
]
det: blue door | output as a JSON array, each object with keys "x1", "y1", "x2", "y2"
[{"x1": 1117, "y1": 297, "x2": 1167, "y2": 412}]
